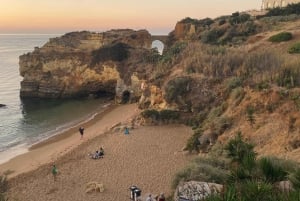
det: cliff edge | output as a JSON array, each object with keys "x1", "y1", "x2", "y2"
[{"x1": 19, "y1": 29, "x2": 152, "y2": 100}]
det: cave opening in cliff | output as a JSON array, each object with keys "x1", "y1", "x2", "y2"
[{"x1": 121, "y1": 90, "x2": 130, "y2": 103}]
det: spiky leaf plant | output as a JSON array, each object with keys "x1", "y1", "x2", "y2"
[{"x1": 259, "y1": 157, "x2": 288, "y2": 183}]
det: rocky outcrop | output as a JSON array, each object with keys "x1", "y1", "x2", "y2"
[
  {"x1": 174, "y1": 181, "x2": 223, "y2": 201},
  {"x1": 174, "y1": 22, "x2": 196, "y2": 40},
  {"x1": 19, "y1": 29, "x2": 152, "y2": 100},
  {"x1": 0, "y1": 104, "x2": 6, "y2": 108}
]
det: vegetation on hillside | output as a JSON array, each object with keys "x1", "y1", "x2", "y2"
[
  {"x1": 288, "y1": 42, "x2": 300, "y2": 54},
  {"x1": 173, "y1": 133, "x2": 300, "y2": 201},
  {"x1": 0, "y1": 174, "x2": 8, "y2": 201},
  {"x1": 268, "y1": 32, "x2": 293, "y2": 42},
  {"x1": 266, "y1": 2, "x2": 300, "y2": 16}
]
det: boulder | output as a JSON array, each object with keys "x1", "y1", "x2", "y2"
[{"x1": 174, "y1": 181, "x2": 223, "y2": 201}]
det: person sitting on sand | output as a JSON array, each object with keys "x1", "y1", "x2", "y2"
[
  {"x1": 146, "y1": 194, "x2": 153, "y2": 201},
  {"x1": 99, "y1": 147, "x2": 104, "y2": 158},
  {"x1": 158, "y1": 193, "x2": 165, "y2": 201},
  {"x1": 92, "y1": 150, "x2": 100, "y2": 159}
]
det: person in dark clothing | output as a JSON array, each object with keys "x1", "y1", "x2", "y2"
[
  {"x1": 158, "y1": 193, "x2": 165, "y2": 201},
  {"x1": 79, "y1": 127, "x2": 85, "y2": 139}
]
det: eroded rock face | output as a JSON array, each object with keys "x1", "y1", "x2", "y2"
[
  {"x1": 19, "y1": 30, "x2": 152, "y2": 99},
  {"x1": 174, "y1": 181, "x2": 223, "y2": 201},
  {"x1": 173, "y1": 22, "x2": 197, "y2": 40}
]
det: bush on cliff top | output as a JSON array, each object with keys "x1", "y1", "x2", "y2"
[
  {"x1": 268, "y1": 32, "x2": 293, "y2": 43},
  {"x1": 288, "y1": 42, "x2": 300, "y2": 54},
  {"x1": 266, "y1": 2, "x2": 300, "y2": 16}
]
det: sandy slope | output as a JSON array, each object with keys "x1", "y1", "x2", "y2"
[{"x1": 2, "y1": 104, "x2": 193, "y2": 201}]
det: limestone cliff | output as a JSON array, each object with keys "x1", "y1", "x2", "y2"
[{"x1": 19, "y1": 29, "x2": 152, "y2": 100}]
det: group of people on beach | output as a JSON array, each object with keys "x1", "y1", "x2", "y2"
[
  {"x1": 146, "y1": 193, "x2": 165, "y2": 201},
  {"x1": 89, "y1": 147, "x2": 105, "y2": 159}
]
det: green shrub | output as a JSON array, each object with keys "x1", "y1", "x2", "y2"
[
  {"x1": 169, "y1": 42, "x2": 187, "y2": 56},
  {"x1": 276, "y1": 66, "x2": 300, "y2": 88},
  {"x1": 240, "y1": 180, "x2": 274, "y2": 201},
  {"x1": 256, "y1": 81, "x2": 270, "y2": 91},
  {"x1": 0, "y1": 174, "x2": 8, "y2": 201},
  {"x1": 144, "y1": 48, "x2": 161, "y2": 64},
  {"x1": 141, "y1": 109, "x2": 160, "y2": 121},
  {"x1": 141, "y1": 109, "x2": 180, "y2": 124},
  {"x1": 288, "y1": 42, "x2": 300, "y2": 54},
  {"x1": 210, "y1": 116, "x2": 233, "y2": 136},
  {"x1": 231, "y1": 87, "x2": 245, "y2": 106},
  {"x1": 206, "y1": 185, "x2": 237, "y2": 201},
  {"x1": 229, "y1": 12, "x2": 251, "y2": 25},
  {"x1": 201, "y1": 29, "x2": 226, "y2": 44},
  {"x1": 226, "y1": 77, "x2": 242, "y2": 91},
  {"x1": 172, "y1": 156, "x2": 229, "y2": 189},
  {"x1": 164, "y1": 76, "x2": 192, "y2": 103},
  {"x1": 246, "y1": 105, "x2": 256, "y2": 127},
  {"x1": 266, "y1": 2, "x2": 300, "y2": 16},
  {"x1": 225, "y1": 132, "x2": 256, "y2": 164},
  {"x1": 159, "y1": 109, "x2": 180, "y2": 122},
  {"x1": 288, "y1": 168, "x2": 300, "y2": 190},
  {"x1": 0, "y1": 175, "x2": 7, "y2": 194},
  {"x1": 180, "y1": 17, "x2": 214, "y2": 27},
  {"x1": 185, "y1": 131, "x2": 202, "y2": 153},
  {"x1": 259, "y1": 157, "x2": 288, "y2": 183},
  {"x1": 268, "y1": 32, "x2": 293, "y2": 43},
  {"x1": 205, "y1": 103, "x2": 228, "y2": 124}
]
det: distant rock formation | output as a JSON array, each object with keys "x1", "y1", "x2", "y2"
[{"x1": 19, "y1": 29, "x2": 153, "y2": 101}]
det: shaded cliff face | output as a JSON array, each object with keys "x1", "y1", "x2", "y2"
[{"x1": 19, "y1": 30, "x2": 152, "y2": 99}]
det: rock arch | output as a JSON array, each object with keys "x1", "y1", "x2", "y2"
[
  {"x1": 151, "y1": 35, "x2": 168, "y2": 53},
  {"x1": 151, "y1": 40, "x2": 164, "y2": 55}
]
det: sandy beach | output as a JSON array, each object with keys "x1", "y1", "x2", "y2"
[{"x1": 0, "y1": 103, "x2": 194, "y2": 201}]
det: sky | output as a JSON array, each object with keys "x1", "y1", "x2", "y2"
[{"x1": 0, "y1": 0, "x2": 261, "y2": 34}]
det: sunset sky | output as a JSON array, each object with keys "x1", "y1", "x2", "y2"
[{"x1": 0, "y1": 0, "x2": 261, "y2": 34}]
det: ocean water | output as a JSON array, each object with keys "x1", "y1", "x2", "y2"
[{"x1": 0, "y1": 34, "x2": 109, "y2": 164}]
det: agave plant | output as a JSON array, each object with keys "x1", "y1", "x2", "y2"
[
  {"x1": 205, "y1": 185, "x2": 237, "y2": 201},
  {"x1": 288, "y1": 168, "x2": 300, "y2": 190},
  {"x1": 258, "y1": 157, "x2": 288, "y2": 183},
  {"x1": 225, "y1": 132, "x2": 256, "y2": 165},
  {"x1": 239, "y1": 180, "x2": 273, "y2": 201}
]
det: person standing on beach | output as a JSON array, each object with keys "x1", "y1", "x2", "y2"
[
  {"x1": 124, "y1": 127, "x2": 129, "y2": 135},
  {"x1": 79, "y1": 127, "x2": 85, "y2": 139},
  {"x1": 52, "y1": 164, "x2": 58, "y2": 181}
]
